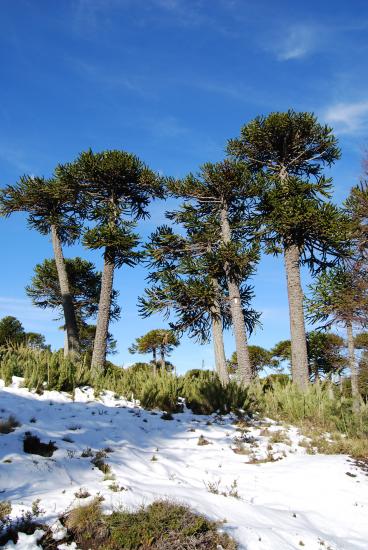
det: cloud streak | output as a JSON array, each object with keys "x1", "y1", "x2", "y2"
[
  {"x1": 274, "y1": 24, "x2": 317, "y2": 61},
  {"x1": 324, "y1": 100, "x2": 368, "y2": 135}
]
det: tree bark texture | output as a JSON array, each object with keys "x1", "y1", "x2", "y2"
[
  {"x1": 152, "y1": 348, "x2": 157, "y2": 376},
  {"x1": 160, "y1": 346, "x2": 165, "y2": 371},
  {"x1": 210, "y1": 280, "x2": 229, "y2": 385},
  {"x1": 51, "y1": 225, "x2": 80, "y2": 356},
  {"x1": 220, "y1": 206, "x2": 253, "y2": 385},
  {"x1": 346, "y1": 321, "x2": 360, "y2": 413},
  {"x1": 283, "y1": 243, "x2": 309, "y2": 389},
  {"x1": 91, "y1": 250, "x2": 115, "y2": 374}
]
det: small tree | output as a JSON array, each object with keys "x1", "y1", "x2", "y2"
[
  {"x1": 228, "y1": 110, "x2": 343, "y2": 388},
  {"x1": 228, "y1": 346, "x2": 277, "y2": 377},
  {"x1": 129, "y1": 329, "x2": 179, "y2": 374},
  {"x1": 0, "y1": 316, "x2": 25, "y2": 346},
  {"x1": 0, "y1": 316, "x2": 47, "y2": 349},
  {"x1": 0, "y1": 176, "x2": 82, "y2": 355},
  {"x1": 57, "y1": 150, "x2": 163, "y2": 373},
  {"x1": 26, "y1": 257, "x2": 120, "y2": 354},
  {"x1": 307, "y1": 267, "x2": 368, "y2": 410},
  {"x1": 306, "y1": 331, "x2": 346, "y2": 382}
]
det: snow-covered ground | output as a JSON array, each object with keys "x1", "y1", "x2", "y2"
[{"x1": 0, "y1": 377, "x2": 367, "y2": 550}]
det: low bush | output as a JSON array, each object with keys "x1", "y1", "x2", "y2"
[
  {"x1": 23, "y1": 433, "x2": 57, "y2": 457},
  {"x1": 64, "y1": 498, "x2": 237, "y2": 549},
  {"x1": 180, "y1": 370, "x2": 253, "y2": 415},
  {"x1": 0, "y1": 499, "x2": 49, "y2": 547},
  {"x1": 0, "y1": 414, "x2": 20, "y2": 434}
]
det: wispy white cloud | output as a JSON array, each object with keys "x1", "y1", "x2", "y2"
[
  {"x1": 0, "y1": 146, "x2": 32, "y2": 173},
  {"x1": 70, "y1": 60, "x2": 153, "y2": 98},
  {"x1": 274, "y1": 24, "x2": 317, "y2": 61},
  {"x1": 0, "y1": 297, "x2": 57, "y2": 334},
  {"x1": 324, "y1": 100, "x2": 368, "y2": 135}
]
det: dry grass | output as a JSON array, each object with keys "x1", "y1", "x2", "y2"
[
  {"x1": 63, "y1": 498, "x2": 237, "y2": 549},
  {"x1": 0, "y1": 415, "x2": 20, "y2": 434}
]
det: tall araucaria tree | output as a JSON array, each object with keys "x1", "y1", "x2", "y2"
[
  {"x1": 56, "y1": 150, "x2": 163, "y2": 373},
  {"x1": 228, "y1": 110, "x2": 345, "y2": 388},
  {"x1": 168, "y1": 160, "x2": 260, "y2": 385},
  {"x1": 141, "y1": 225, "x2": 232, "y2": 384},
  {"x1": 0, "y1": 176, "x2": 82, "y2": 355}
]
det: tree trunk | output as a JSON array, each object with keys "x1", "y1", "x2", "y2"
[
  {"x1": 220, "y1": 206, "x2": 253, "y2": 385},
  {"x1": 64, "y1": 331, "x2": 69, "y2": 357},
  {"x1": 51, "y1": 225, "x2": 80, "y2": 356},
  {"x1": 313, "y1": 361, "x2": 319, "y2": 384},
  {"x1": 211, "y1": 312, "x2": 229, "y2": 386},
  {"x1": 160, "y1": 346, "x2": 165, "y2": 371},
  {"x1": 152, "y1": 348, "x2": 157, "y2": 376},
  {"x1": 91, "y1": 249, "x2": 115, "y2": 374},
  {"x1": 283, "y1": 243, "x2": 309, "y2": 389},
  {"x1": 210, "y1": 279, "x2": 229, "y2": 386},
  {"x1": 346, "y1": 321, "x2": 360, "y2": 413}
]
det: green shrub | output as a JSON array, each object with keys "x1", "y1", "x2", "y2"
[
  {"x1": 64, "y1": 498, "x2": 237, "y2": 549},
  {"x1": 180, "y1": 370, "x2": 252, "y2": 415},
  {"x1": 254, "y1": 380, "x2": 368, "y2": 442}
]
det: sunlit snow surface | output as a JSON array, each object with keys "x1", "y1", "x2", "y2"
[{"x1": 0, "y1": 377, "x2": 367, "y2": 549}]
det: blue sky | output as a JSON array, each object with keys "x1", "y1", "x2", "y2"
[{"x1": 0, "y1": 0, "x2": 367, "y2": 372}]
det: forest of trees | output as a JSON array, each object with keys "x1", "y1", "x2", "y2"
[{"x1": 1, "y1": 110, "x2": 367, "y2": 409}]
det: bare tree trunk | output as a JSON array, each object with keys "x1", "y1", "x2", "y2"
[
  {"x1": 51, "y1": 225, "x2": 80, "y2": 356},
  {"x1": 313, "y1": 361, "x2": 319, "y2": 384},
  {"x1": 211, "y1": 315, "x2": 229, "y2": 385},
  {"x1": 210, "y1": 278, "x2": 229, "y2": 385},
  {"x1": 152, "y1": 348, "x2": 157, "y2": 376},
  {"x1": 220, "y1": 206, "x2": 253, "y2": 385},
  {"x1": 91, "y1": 249, "x2": 115, "y2": 374},
  {"x1": 160, "y1": 346, "x2": 165, "y2": 371},
  {"x1": 64, "y1": 331, "x2": 69, "y2": 357},
  {"x1": 283, "y1": 243, "x2": 309, "y2": 389},
  {"x1": 346, "y1": 321, "x2": 360, "y2": 413}
]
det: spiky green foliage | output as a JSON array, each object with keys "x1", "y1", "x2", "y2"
[
  {"x1": 271, "y1": 333, "x2": 347, "y2": 380},
  {"x1": 56, "y1": 149, "x2": 164, "y2": 268},
  {"x1": 227, "y1": 110, "x2": 340, "y2": 178},
  {"x1": 140, "y1": 199, "x2": 259, "y2": 343},
  {"x1": 306, "y1": 331, "x2": 346, "y2": 380},
  {"x1": 180, "y1": 369, "x2": 253, "y2": 415},
  {"x1": 0, "y1": 316, "x2": 47, "y2": 350},
  {"x1": 228, "y1": 346, "x2": 279, "y2": 376},
  {"x1": 0, "y1": 345, "x2": 91, "y2": 392},
  {"x1": 345, "y1": 180, "x2": 368, "y2": 264},
  {"x1": 26, "y1": 257, "x2": 121, "y2": 321},
  {"x1": 78, "y1": 323, "x2": 117, "y2": 357},
  {"x1": 129, "y1": 329, "x2": 179, "y2": 367},
  {"x1": 65, "y1": 499, "x2": 237, "y2": 550},
  {"x1": 56, "y1": 150, "x2": 164, "y2": 369},
  {"x1": 0, "y1": 176, "x2": 81, "y2": 243},
  {"x1": 254, "y1": 381, "x2": 368, "y2": 442},
  {"x1": 307, "y1": 267, "x2": 368, "y2": 328},
  {"x1": 228, "y1": 111, "x2": 347, "y2": 268}
]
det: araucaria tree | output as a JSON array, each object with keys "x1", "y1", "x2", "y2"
[
  {"x1": 168, "y1": 160, "x2": 260, "y2": 385},
  {"x1": 307, "y1": 267, "x2": 368, "y2": 410},
  {"x1": 228, "y1": 110, "x2": 344, "y2": 388},
  {"x1": 129, "y1": 329, "x2": 179, "y2": 374},
  {"x1": 26, "y1": 257, "x2": 120, "y2": 353},
  {"x1": 0, "y1": 176, "x2": 82, "y2": 355},
  {"x1": 57, "y1": 150, "x2": 163, "y2": 373}
]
